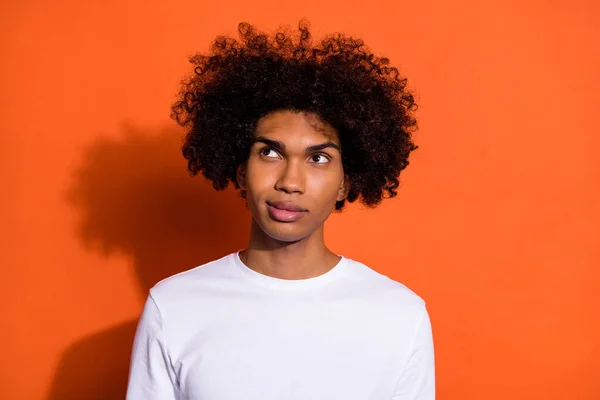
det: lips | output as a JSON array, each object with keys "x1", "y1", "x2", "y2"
[
  {"x1": 267, "y1": 201, "x2": 307, "y2": 222},
  {"x1": 268, "y1": 201, "x2": 306, "y2": 212}
]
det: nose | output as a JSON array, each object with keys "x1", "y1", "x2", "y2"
[{"x1": 275, "y1": 159, "x2": 305, "y2": 194}]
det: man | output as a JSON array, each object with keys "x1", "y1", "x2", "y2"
[{"x1": 126, "y1": 21, "x2": 435, "y2": 399}]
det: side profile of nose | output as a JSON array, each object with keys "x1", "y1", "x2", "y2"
[{"x1": 274, "y1": 159, "x2": 305, "y2": 194}]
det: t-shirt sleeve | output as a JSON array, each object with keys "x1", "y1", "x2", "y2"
[
  {"x1": 126, "y1": 292, "x2": 179, "y2": 400},
  {"x1": 392, "y1": 306, "x2": 436, "y2": 400}
]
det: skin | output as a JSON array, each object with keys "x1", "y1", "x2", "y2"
[{"x1": 236, "y1": 109, "x2": 350, "y2": 280}]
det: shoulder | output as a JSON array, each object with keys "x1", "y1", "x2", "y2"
[
  {"x1": 148, "y1": 252, "x2": 236, "y2": 307},
  {"x1": 343, "y1": 256, "x2": 427, "y2": 309},
  {"x1": 341, "y1": 256, "x2": 430, "y2": 338}
]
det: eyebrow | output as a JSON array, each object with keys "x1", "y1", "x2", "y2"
[{"x1": 252, "y1": 136, "x2": 341, "y2": 154}]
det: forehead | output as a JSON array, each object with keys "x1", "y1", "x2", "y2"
[{"x1": 254, "y1": 110, "x2": 339, "y2": 143}]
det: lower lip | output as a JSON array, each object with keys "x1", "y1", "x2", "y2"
[{"x1": 267, "y1": 204, "x2": 306, "y2": 222}]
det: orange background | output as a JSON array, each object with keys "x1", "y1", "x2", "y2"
[{"x1": 1, "y1": 0, "x2": 599, "y2": 399}]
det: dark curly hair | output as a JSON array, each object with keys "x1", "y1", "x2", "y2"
[{"x1": 170, "y1": 20, "x2": 418, "y2": 211}]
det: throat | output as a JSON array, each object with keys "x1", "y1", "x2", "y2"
[{"x1": 239, "y1": 247, "x2": 341, "y2": 280}]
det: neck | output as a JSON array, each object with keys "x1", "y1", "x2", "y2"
[{"x1": 239, "y1": 219, "x2": 340, "y2": 280}]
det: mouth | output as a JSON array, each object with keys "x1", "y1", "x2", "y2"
[{"x1": 266, "y1": 201, "x2": 307, "y2": 223}]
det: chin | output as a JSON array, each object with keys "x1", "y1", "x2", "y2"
[
  {"x1": 257, "y1": 217, "x2": 313, "y2": 244},
  {"x1": 266, "y1": 224, "x2": 311, "y2": 243}
]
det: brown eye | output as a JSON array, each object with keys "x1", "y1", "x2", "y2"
[
  {"x1": 310, "y1": 153, "x2": 330, "y2": 164},
  {"x1": 259, "y1": 148, "x2": 279, "y2": 158}
]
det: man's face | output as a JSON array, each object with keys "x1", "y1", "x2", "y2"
[{"x1": 237, "y1": 110, "x2": 349, "y2": 243}]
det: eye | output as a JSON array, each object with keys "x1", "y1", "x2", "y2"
[
  {"x1": 309, "y1": 153, "x2": 330, "y2": 164},
  {"x1": 259, "y1": 147, "x2": 280, "y2": 158}
]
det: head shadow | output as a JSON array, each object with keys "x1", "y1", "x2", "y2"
[{"x1": 48, "y1": 123, "x2": 249, "y2": 400}]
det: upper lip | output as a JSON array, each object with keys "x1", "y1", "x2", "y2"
[{"x1": 268, "y1": 201, "x2": 307, "y2": 212}]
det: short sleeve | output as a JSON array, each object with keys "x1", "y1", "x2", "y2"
[
  {"x1": 392, "y1": 306, "x2": 435, "y2": 399},
  {"x1": 126, "y1": 292, "x2": 179, "y2": 400}
]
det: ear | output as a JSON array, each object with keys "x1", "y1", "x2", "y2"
[
  {"x1": 236, "y1": 163, "x2": 247, "y2": 190},
  {"x1": 336, "y1": 175, "x2": 351, "y2": 202}
]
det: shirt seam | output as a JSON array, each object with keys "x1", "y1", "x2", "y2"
[
  {"x1": 392, "y1": 304, "x2": 427, "y2": 396},
  {"x1": 148, "y1": 290, "x2": 180, "y2": 390}
]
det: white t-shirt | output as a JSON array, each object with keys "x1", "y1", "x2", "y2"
[{"x1": 126, "y1": 251, "x2": 435, "y2": 400}]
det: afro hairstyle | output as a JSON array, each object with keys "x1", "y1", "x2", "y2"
[{"x1": 170, "y1": 20, "x2": 419, "y2": 211}]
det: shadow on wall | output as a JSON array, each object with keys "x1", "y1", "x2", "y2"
[{"x1": 48, "y1": 124, "x2": 249, "y2": 400}]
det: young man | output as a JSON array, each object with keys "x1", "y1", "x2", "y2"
[{"x1": 126, "y1": 21, "x2": 434, "y2": 399}]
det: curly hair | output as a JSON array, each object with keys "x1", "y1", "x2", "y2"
[{"x1": 170, "y1": 20, "x2": 418, "y2": 211}]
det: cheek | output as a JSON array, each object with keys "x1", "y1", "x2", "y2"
[
  {"x1": 245, "y1": 161, "x2": 274, "y2": 195},
  {"x1": 307, "y1": 172, "x2": 342, "y2": 203}
]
